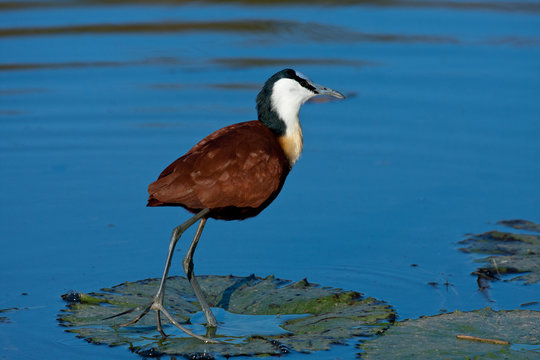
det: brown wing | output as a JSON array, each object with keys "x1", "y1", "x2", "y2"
[{"x1": 147, "y1": 121, "x2": 290, "y2": 219}]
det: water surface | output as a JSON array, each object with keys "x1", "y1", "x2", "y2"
[{"x1": 1, "y1": 1, "x2": 539, "y2": 359}]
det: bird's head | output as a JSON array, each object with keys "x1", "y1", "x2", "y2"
[{"x1": 256, "y1": 68, "x2": 345, "y2": 136}]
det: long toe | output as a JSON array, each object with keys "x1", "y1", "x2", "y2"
[
  {"x1": 103, "y1": 301, "x2": 153, "y2": 322},
  {"x1": 119, "y1": 304, "x2": 152, "y2": 327}
]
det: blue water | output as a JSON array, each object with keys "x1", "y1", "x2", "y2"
[{"x1": 1, "y1": 1, "x2": 539, "y2": 359}]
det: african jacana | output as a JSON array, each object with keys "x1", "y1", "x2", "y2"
[{"x1": 107, "y1": 69, "x2": 345, "y2": 342}]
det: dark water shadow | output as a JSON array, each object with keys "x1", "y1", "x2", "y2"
[
  {"x1": 145, "y1": 82, "x2": 261, "y2": 91},
  {"x1": 0, "y1": 19, "x2": 459, "y2": 46},
  {"x1": 0, "y1": 56, "x2": 373, "y2": 73},
  {"x1": 0, "y1": 57, "x2": 186, "y2": 72},
  {"x1": 2, "y1": 0, "x2": 540, "y2": 14},
  {"x1": 212, "y1": 57, "x2": 376, "y2": 69}
]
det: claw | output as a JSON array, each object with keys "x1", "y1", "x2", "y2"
[{"x1": 156, "y1": 310, "x2": 167, "y2": 338}]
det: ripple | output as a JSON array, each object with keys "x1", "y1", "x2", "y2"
[
  {"x1": 0, "y1": 57, "x2": 185, "y2": 72},
  {"x1": 2, "y1": 1, "x2": 540, "y2": 14},
  {"x1": 212, "y1": 57, "x2": 376, "y2": 69},
  {"x1": 0, "y1": 55, "x2": 372, "y2": 73},
  {"x1": 0, "y1": 19, "x2": 458, "y2": 45}
]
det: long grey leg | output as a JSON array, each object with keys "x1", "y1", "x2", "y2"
[
  {"x1": 105, "y1": 208, "x2": 219, "y2": 343},
  {"x1": 182, "y1": 217, "x2": 218, "y2": 327},
  {"x1": 153, "y1": 208, "x2": 210, "y2": 305}
]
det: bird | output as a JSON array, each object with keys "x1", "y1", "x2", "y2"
[{"x1": 107, "y1": 68, "x2": 345, "y2": 342}]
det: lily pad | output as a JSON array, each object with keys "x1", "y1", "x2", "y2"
[
  {"x1": 459, "y1": 220, "x2": 540, "y2": 284},
  {"x1": 359, "y1": 307, "x2": 540, "y2": 359},
  {"x1": 58, "y1": 275, "x2": 394, "y2": 357}
]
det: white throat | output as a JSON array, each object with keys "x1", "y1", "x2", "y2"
[{"x1": 270, "y1": 78, "x2": 316, "y2": 165}]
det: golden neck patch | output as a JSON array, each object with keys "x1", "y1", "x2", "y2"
[{"x1": 278, "y1": 124, "x2": 303, "y2": 166}]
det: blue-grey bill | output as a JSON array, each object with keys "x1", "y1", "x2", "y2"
[{"x1": 313, "y1": 83, "x2": 345, "y2": 99}]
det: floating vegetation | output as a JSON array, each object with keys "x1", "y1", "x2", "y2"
[
  {"x1": 459, "y1": 220, "x2": 540, "y2": 285},
  {"x1": 0, "y1": 307, "x2": 20, "y2": 324},
  {"x1": 359, "y1": 307, "x2": 540, "y2": 359},
  {"x1": 58, "y1": 275, "x2": 394, "y2": 357},
  {"x1": 497, "y1": 219, "x2": 540, "y2": 233}
]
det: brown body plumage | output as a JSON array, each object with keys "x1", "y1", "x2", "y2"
[{"x1": 147, "y1": 121, "x2": 291, "y2": 220}]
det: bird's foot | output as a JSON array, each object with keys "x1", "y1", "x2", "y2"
[{"x1": 104, "y1": 299, "x2": 220, "y2": 343}]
